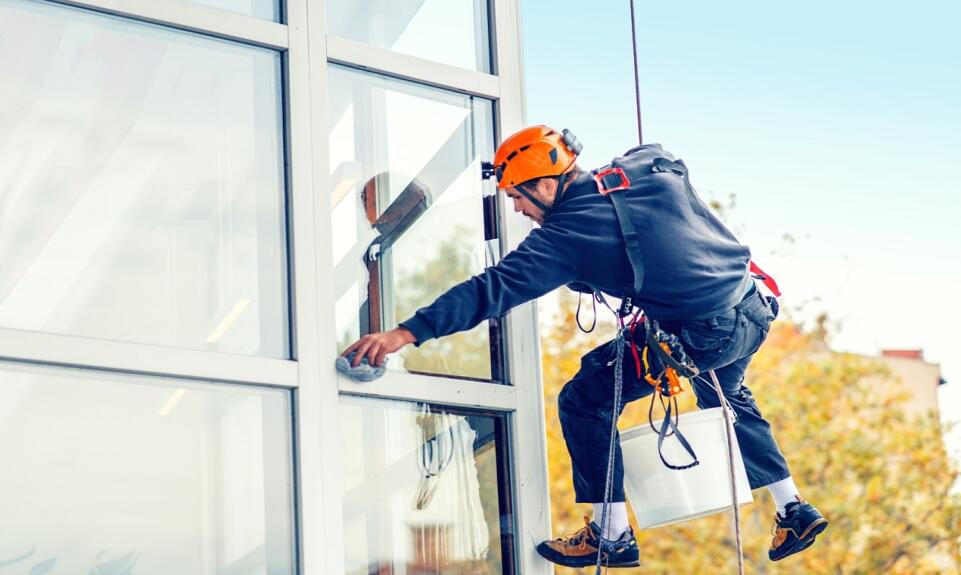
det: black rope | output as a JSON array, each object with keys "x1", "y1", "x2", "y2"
[
  {"x1": 628, "y1": 0, "x2": 643, "y2": 145},
  {"x1": 576, "y1": 290, "x2": 598, "y2": 333}
]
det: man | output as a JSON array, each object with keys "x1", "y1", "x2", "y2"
[{"x1": 342, "y1": 125, "x2": 828, "y2": 568}]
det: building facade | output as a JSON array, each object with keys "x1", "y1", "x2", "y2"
[
  {"x1": 0, "y1": 1, "x2": 553, "y2": 573},
  {"x1": 873, "y1": 349, "x2": 944, "y2": 417}
]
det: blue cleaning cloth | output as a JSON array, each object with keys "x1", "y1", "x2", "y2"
[{"x1": 336, "y1": 352, "x2": 387, "y2": 382}]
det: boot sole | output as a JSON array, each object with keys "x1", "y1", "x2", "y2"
[
  {"x1": 770, "y1": 518, "x2": 829, "y2": 561},
  {"x1": 535, "y1": 547, "x2": 640, "y2": 569},
  {"x1": 540, "y1": 558, "x2": 641, "y2": 569}
]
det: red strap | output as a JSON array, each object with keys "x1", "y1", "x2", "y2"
[
  {"x1": 629, "y1": 314, "x2": 643, "y2": 378},
  {"x1": 749, "y1": 261, "x2": 781, "y2": 297}
]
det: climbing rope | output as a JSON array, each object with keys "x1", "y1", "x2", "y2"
[
  {"x1": 628, "y1": 0, "x2": 644, "y2": 145},
  {"x1": 596, "y1": 325, "x2": 627, "y2": 575},
  {"x1": 623, "y1": 1, "x2": 744, "y2": 572},
  {"x1": 699, "y1": 372, "x2": 745, "y2": 575}
]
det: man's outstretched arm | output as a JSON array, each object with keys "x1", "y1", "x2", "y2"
[{"x1": 342, "y1": 225, "x2": 577, "y2": 367}]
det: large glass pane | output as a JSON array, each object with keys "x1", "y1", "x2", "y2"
[
  {"x1": 0, "y1": 360, "x2": 294, "y2": 574},
  {"x1": 327, "y1": 0, "x2": 491, "y2": 73},
  {"x1": 328, "y1": 65, "x2": 502, "y2": 381},
  {"x1": 0, "y1": 0, "x2": 288, "y2": 358},
  {"x1": 189, "y1": 0, "x2": 280, "y2": 21},
  {"x1": 340, "y1": 397, "x2": 515, "y2": 574}
]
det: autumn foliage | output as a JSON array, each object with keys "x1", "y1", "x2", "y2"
[{"x1": 540, "y1": 291, "x2": 961, "y2": 574}]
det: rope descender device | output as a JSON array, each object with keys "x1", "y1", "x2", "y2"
[
  {"x1": 627, "y1": 315, "x2": 703, "y2": 471},
  {"x1": 631, "y1": 315, "x2": 698, "y2": 396}
]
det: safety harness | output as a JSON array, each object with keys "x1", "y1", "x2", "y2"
[
  {"x1": 588, "y1": 292, "x2": 703, "y2": 468},
  {"x1": 586, "y1": 154, "x2": 778, "y2": 575},
  {"x1": 587, "y1": 293, "x2": 705, "y2": 575},
  {"x1": 593, "y1": 158, "x2": 782, "y2": 298}
]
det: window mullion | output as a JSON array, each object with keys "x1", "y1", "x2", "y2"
[
  {"x1": 49, "y1": 0, "x2": 288, "y2": 48},
  {"x1": 491, "y1": 0, "x2": 554, "y2": 572},
  {"x1": 0, "y1": 327, "x2": 297, "y2": 387},
  {"x1": 338, "y1": 371, "x2": 518, "y2": 411},
  {"x1": 326, "y1": 35, "x2": 500, "y2": 99},
  {"x1": 291, "y1": 0, "x2": 348, "y2": 572}
]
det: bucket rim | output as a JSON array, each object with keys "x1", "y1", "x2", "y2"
[{"x1": 619, "y1": 406, "x2": 732, "y2": 443}]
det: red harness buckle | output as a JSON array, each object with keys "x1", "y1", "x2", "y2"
[{"x1": 593, "y1": 167, "x2": 630, "y2": 195}]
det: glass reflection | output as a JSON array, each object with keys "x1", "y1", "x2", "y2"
[
  {"x1": 0, "y1": 0, "x2": 288, "y2": 358},
  {"x1": 327, "y1": 0, "x2": 490, "y2": 72},
  {"x1": 340, "y1": 397, "x2": 514, "y2": 575},
  {"x1": 189, "y1": 0, "x2": 280, "y2": 21},
  {"x1": 328, "y1": 66, "x2": 501, "y2": 381},
  {"x1": 0, "y1": 361, "x2": 294, "y2": 575}
]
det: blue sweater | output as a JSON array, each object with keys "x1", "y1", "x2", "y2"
[{"x1": 400, "y1": 147, "x2": 751, "y2": 346}]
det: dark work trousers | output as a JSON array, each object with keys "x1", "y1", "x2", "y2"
[{"x1": 557, "y1": 285, "x2": 791, "y2": 503}]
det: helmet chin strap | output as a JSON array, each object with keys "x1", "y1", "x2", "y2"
[{"x1": 517, "y1": 172, "x2": 568, "y2": 219}]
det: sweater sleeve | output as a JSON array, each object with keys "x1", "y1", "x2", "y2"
[{"x1": 398, "y1": 224, "x2": 577, "y2": 346}]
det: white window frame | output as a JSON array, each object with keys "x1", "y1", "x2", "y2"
[{"x1": 0, "y1": 0, "x2": 552, "y2": 573}]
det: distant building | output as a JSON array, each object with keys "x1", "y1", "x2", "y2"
[{"x1": 871, "y1": 349, "x2": 945, "y2": 416}]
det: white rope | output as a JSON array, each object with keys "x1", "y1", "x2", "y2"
[
  {"x1": 591, "y1": 332, "x2": 746, "y2": 574},
  {"x1": 702, "y1": 370, "x2": 745, "y2": 575},
  {"x1": 623, "y1": 1, "x2": 742, "y2": 571}
]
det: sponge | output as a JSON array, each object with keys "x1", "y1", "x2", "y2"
[{"x1": 335, "y1": 351, "x2": 387, "y2": 382}]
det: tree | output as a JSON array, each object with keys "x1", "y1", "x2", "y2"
[
  {"x1": 541, "y1": 290, "x2": 961, "y2": 574},
  {"x1": 392, "y1": 226, "x2": 493, "y2": 380}
]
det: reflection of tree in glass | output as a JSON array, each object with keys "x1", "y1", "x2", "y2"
[{"x1": 393, "y1": 227, "x2": 491, "y2": 380}]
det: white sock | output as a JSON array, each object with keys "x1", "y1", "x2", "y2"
[
  {"x1": 592, "y1": 502, "x2": 630, "y2": 540},
  {"x1": 766, "y1": 476, "x2": 801, "y2": 516}
]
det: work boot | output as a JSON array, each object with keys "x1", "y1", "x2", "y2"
[
  {"x1": 769, "y1": 497, "x2": 829, "y2": 561},
  {"x1": 536, "y1": 516, "x2": 640, "y2": 568}
]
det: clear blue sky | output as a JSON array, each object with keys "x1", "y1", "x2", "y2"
[{"x1": 522, "y1": 0, "x2": 961, "y2": 453}]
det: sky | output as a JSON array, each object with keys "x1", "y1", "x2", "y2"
[{"x1": 522, "y1": 0, "x2": 961, "y2": 456}]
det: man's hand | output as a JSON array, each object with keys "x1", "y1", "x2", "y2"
[{"x1": 341, "y1": 327, "x2": 417, "y2": 368}]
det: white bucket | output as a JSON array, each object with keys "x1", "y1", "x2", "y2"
[{"x1": 620, "y1": 407, "x2": 753, "y2": 529}]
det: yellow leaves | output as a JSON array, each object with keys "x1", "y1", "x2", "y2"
[
  {"x1": 865, "y1": 475, "x2": 884, "y2": 504},
  {"x1": 540, "y1": 296, "x2": 961, "y2": 573}
]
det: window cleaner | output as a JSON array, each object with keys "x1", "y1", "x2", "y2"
[{"x1": 340, "y1": 125, "x2": 828, "y2": 571}]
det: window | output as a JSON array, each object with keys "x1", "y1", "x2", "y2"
[
  {"x1": 0, "y1": 361, "x2": 294, "y2": 574},
  {"x1": 0, "y1": 0, "x2": 288, "y2": 358},
  {"x1": 340, "y1": 397, "x2": 515, "y2": 574},
  {"x1": 328, "y1": 65, "x2": 503, "y2": 381},
  {"x1": 189, "y1": 0, "x2": 281, "y2": 21},
  {"x1": 0, "y1": 0, "x2": 541, "y2": 573},
  {"x1": 327, "y1": 0, "x2": 491, "y2": 73}
]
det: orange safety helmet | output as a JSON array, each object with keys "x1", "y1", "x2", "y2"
[{"x1": 490, "y1": 125, "x2": 582, "y2": 189}]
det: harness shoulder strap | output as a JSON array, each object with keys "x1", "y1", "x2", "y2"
[
  {"x1": 593, "y1": 167, "x2": 645, "y2": 296},
  {"x1": 609, "y1": 192, "x2": 645, "y2": 295}
]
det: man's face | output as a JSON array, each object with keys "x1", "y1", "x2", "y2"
[{"x1": 504, "y1": 179, "x2": 554, "y2": 225}]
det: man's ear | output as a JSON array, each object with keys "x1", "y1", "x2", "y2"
[{"x1": 536, "y1": 176, "x2": 558, "y2": 198}]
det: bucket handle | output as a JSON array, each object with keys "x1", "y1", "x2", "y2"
[{"x1": 656, "y1": 397, "x2": 700, "y2": 471}]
